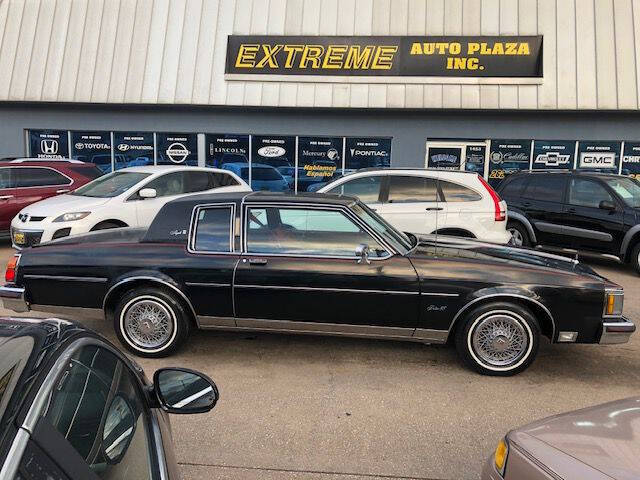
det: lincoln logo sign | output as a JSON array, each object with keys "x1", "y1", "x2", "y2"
[{"x1": 226, "y1": 35, "x2": 542, "y2": 78}]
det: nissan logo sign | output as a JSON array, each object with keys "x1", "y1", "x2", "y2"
[{"x1": 166, "y1": 142, "x2": 190, "y2": 163}]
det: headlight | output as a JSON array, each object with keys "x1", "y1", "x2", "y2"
[
  {"x1": 53, "y1": 212, "x2": 91, "y2": 222},
  {"x1": 494, "y1": 438, "x2": 509, "y2": 476},
  {"x1": 604, "y1": 289, "x2": 624, "y2": 317}
]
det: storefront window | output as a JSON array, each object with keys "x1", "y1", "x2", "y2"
[
  {"x1": 250, "y1": 135, "x2": 295, "y2": 192},
  {"x1": 622, "y1": 142, "x2": 640, "y2": 179},
  {"x1": 71, "y1": 131, "x2": 112, "y2": 173},
  {"x1": 113, "y1": 132, "x2": 155, "y2": 170},
  {"x1": 296, "y1": 136, "x2": 343, "y2": 192},
  {"x1": 344, "y1": 137, "x2": 392, "y2": 172},
  {"x1": 156, "y1": 133, "x2": 198, "y2": 166},
  {"x1": 577, "y1": 141, "x2": 621, "y2": 172},
  {"x1": 531, "y1": 140, "x2": 575, "y2": 170},
  {"x1": 488, "y1": 139, "x2": 531, "y2": 187},
  {"x1": 28, "y1": 130, "x2": 69, "y2": 159},
  {"x1": 205, "y1": 134, "x2": 249, "y2": 169}
]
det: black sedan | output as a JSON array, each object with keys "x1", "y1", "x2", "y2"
[
  {"x1": 0, "y1": 191, "x2": 635, "y2": 376},
  {"x1": 0, "y1": 317, "x2": 219, "y2": 479}
]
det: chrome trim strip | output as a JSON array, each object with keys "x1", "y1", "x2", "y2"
[
  {"x1": 150, "y1": 413, "x2": 170, "y2": 480},
  {"x1": 421, "y1": 292, "x2": 460, "y2": 297},
  {"x1": 0, "y1": 286, "x2": 29, "y2": 313},
  {"x1": 448, "y1": 293, "x2": 556, "y2": 342},
  {"x1": 235, "y1": 284, "x2": 419, "y2": 295},
  {"x1": 535, "y1": 221, "x2": 613, "y2": 242},
  {"x1": 29, "y1": 305, "x2": 104, "y2": 319},
  {"x1": 187, "y1": 202, "x2": 236, "y2": 255},
  {"x1": 0, "y1": 428, "x2": 29, "y2": 480},
  {"x1": 23, "y1": 274, "x2": 108, "y2": 283},
  {"x1": 600, "y1": 319, "x2": 636, "y2": 344},
  {"x1": 102, "y1": 276, "x2": 199, "y2": 327},
  {"x1": 185, "y1": 282, "x2": 231, "y2": 288},
  {"x1": 413, "y1": 328, "x2": 449, "y2": 343},
  {"x1": 197, "y1": 315, "x2": 236, "y2": 328}
]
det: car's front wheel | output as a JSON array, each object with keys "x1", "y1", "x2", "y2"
[
  {"x1": 455, "y1": 302, "x2": 540, "y2": 376},
  {"x1": 114, "y1": 287, "x2": 191, "y2": 357}
]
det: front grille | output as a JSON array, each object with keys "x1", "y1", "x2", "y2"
[
  {"x1": 52, "y1": 228, "x2": 71, "y2": 240},
  {"x1": 12, "y1": 229, "x2": 43, "y2": 247},
  {"x1": 29, "y1": 216, "x2": 45, "y2": 222}
]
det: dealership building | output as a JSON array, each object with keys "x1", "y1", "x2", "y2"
[{"x1": 2, "y1": 0, "x2": 640, "y2": 190}]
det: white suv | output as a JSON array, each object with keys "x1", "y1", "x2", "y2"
[{"x1": 317, "y1": 169, "x2": 511, "y2": 244}]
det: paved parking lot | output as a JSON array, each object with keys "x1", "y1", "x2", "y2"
[{"x1": 1, "y1": 243, "x2": 639, "y2": 480}]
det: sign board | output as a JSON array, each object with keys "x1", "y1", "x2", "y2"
[
  {"x1": 345, "y1": 137, "x2": 392, "y2": 171},
  {"x1": 488, "y1": 139, "x2": 531, "y2": 186},
  {"x1": 205, "y1": 134, "x2": 250, "y2": 168},
  {"x1": 577, "y1": 141, "x2": 621, "y2": 171},
  {"x1": 296, "y1": 136, "x2": 342, "y2": 192},
  {"x1": 427, "y1": 146, "x2": 462, "y2": 170},
  {"x1": 464, "y1": 145, "x2": 486, "y2": 174},
  {"x1": 250, "y1": 135, "x2": 296, "y2": 191},
  {"x1": 532, "y1": 140, "x2": 575, "y2": 170},
  {"x1": 113, "y1": 132, "x2": 155, "y2": 170},
  {"x1": 226, "y1": 35, "x2": 543, "y2": 78},
  {"x1": 71, "y1": 131, "x2": 112, "y2": 173},
  {"x1": 156, "y1": 133, "x2": 198, "y2": 166},
  {"x1": 622, "y1": 142, "x2": 640, "y2": 178},
  {"x1": 28, "y1": 130, "x2": 69, "y2": 159}
]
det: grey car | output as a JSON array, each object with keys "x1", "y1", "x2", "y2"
[{"x1": 483, "y1": 397, "x2": 640, "y2": 479}]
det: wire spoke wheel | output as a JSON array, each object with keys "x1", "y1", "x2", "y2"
[
  {"x1": 124, "y1": 299, "x2": 174, "y2": 350},
  {"x1": 471, "y1": 312, "x2": 529, "y2": 368}
]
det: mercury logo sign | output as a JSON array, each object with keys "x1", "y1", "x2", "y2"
[
  {"x1": 258, "y1": 146, "x2": 286, "y2": 157},
  {"x1": 40, "y1": 139, "x2": 58, "y2": 155},
  {"x1": 579, "y1": 152, "x2": 616, "y2": 168},
  {"x1": 534, "y1": 152, "x2": 571, "y2": 167},
  {"x1": 327, "y1": 148, "x2": 340, "y2": 161},
  {"x1": 166, "y1": 142, "x2": 190, "y2": 163}
]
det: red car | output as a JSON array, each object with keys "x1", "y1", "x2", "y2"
[{"x1": 0, "y1": 158, "x2": 102, "y2": 237}]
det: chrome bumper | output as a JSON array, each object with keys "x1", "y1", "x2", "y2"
[
  {"x1": 0, "y1": 285, "x2": 29, "y2": 313},
  {"x1": 600, "y1": 317, "x2": 636, "y2": 344}
]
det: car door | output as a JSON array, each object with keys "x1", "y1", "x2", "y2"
[
  {"x1": 520, "y1": 174, "x2": 569, "y2": 247},
  {"x1": 14, "y1": 343, "x2": 165, "y2": 480},
  {"x1": 377, "y1": 174, "x2": 443, "y2": 235},
  {"x1": 131, "y1": 171, "x2": 213, "y2": 226},
  {"x1": 563, "y1": 176, "x2": 625, "y2": 253},
  {"x1": 234, "y1": 204, "x2": 420, "y2": 332},
  {"x1": 0, "y1": 167, "x2": 18, "y2": 231}
]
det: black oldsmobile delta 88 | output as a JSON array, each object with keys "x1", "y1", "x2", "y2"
[{"x1": 0, "y1": 192, "x2": 635, "y2": 376}]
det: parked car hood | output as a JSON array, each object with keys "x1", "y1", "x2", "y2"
[
  {"x1": 18, "y1": 194, "x2": 111, "y2": 216},
  {"x1": 510, "y1": 397, "x2": 640, "y2": 480},
  {"x1": 408, "y1": 234, "x2": 604, "y2": 279}
]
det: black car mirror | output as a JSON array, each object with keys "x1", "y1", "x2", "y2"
[
  {"x1": 599, "y1": 200, "x2": 616, "y2": 211},
  {"x1": 153, "y1": 368, "x2": 219, "y2": 414},
  {"x1": 102, "y1": 395, "x2": 136, "y2": 464}
]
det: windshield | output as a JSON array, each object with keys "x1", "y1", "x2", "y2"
[
  {"x1": 350, "y1": 202, "x2": 413, "y2": 254},
  {"x1": 603, "y1": 176, "x2": 640, "y2": 207},
  {"x1": 72, "y1": 172, "x2": 151, "y2": 198}
]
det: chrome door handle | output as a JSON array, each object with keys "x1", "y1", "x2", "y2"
[
  {"x1": 425, "y1": 207, "x2": 443, "y2": 211},
  {"x1": 248, "y1": 258, "x2": 268, "y2": 265},
  {"x1": 56, "y1": 189, "x2": 70, "y2": 194},
  {"x1": 0, "y1": 195, "x2": 13, "y2": 200}
]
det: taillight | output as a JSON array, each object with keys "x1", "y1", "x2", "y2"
[
  {"x1": 5, "y1": 254, "x2": 20, "y2": 283},
  {"x1": 478, "y1": 175, "x2": 506, "y2": 221}
]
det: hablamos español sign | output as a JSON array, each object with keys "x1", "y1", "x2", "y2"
[{"x1": 225, "y1": 36, "x2": 543, "y2": 80}]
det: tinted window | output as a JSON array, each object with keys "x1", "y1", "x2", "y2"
[
  {"x1": 42, "y1": 346, "x2": 152, "y2": 479},
  {"x1": 142, "y1": 172, "x2": 204, "y2": 197},
  {"x1": 522, "y1": 175, "x2": 566, "y2": 203},
  {"x1": 67, "y1": 165, "x2": 104, "y2": 180},
  {"x1": 327, "y1": 176, "x2": 382, "y2": 203},
  {"x1": 73, "y1": 172, "x2": 150, "y2": 198},
  {"x1": 388, "y1": 176, "x2": 438, "y2": 203},
  {"x1": 499, "y1": 176, "x2": 527, "y2": 198},
  {"x1": 439, "y1": 180, "x2": 482, "y2": 202},
  {"x1": 210, "y1": 172, "x2": 239, "y2": 187},
  {"x1": 246, "y1": 207, "x2": 388, "y2": 257},
  {"x1": 0, "y1": 168, "x2": 13, "y2": 189},
  {"x1": 193, "y1": 206, "x2": 233, "y2": 252},
  {"x1": 603, "y1": 176, "x2": 640, "y2": 208},
  {"x1": 15, "y1": 167, "x2": 71, "y2": 187},
  {"x1": 568, "y1": 178, "x2": 613, "y2": 208}
]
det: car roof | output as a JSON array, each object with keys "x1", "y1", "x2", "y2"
[
  {"x1": 0, "y1": 157, "x2": 86, "y2": 165},
  {"x1": 507, "y1": 169, "x2": 623, "y2": 179},
  {"x1": 117, "y1": 165, "x2": 222, "y2": 173}
]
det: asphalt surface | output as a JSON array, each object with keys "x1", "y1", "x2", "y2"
[{"x1": 1, "y1": 243, "x2": 639, "y2": 480}]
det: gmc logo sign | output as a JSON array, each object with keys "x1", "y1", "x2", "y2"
[{"x1": 579, "y1": 152, "x2": 616, "y2": 168}]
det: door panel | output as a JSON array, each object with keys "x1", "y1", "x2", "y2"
[
  {"x1": 234, "y1": 254, "x2": 420, "y2": 328},
  {"x1": 520, "y1": 174, "x2": 568, "y2": 246}
]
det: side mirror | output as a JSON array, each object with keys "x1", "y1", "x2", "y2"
[
  {"x1": 138, "y1": 188, "x2": 157, "y2": 199},
  {"x1": 599, "y1": 200, "x2": 616, "y2": 211},
  {"x1": 153, "y1": 368, "x2": 219, "y2": 414},
  {"x1": 355, "y1": 243, "x2": 371, "y2": 264},
  {"x1": 102, "y1": 395, "x2": 136, "y2": 464}
]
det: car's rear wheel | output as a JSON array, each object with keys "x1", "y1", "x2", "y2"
[
  {"x1": 114, "y1": 287, "x2": 191, "y2": 357},
  {"x1": 455, "y1": 302, "x2": 540, "y2": 376},
  {"x1": 506, "y1": 221, "x2": 530, "y2": 247}
]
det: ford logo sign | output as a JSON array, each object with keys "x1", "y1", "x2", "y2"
[{"x1": 258, "y1": 146, "x2": 286, "y2": 158}]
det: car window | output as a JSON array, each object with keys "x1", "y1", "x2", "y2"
[
  {"x1": 0, "y1": 168, "x2": 13, "y2": 189},
  {"x1": 210, "y1": 172, "x2": 239, "y2": 187},
  {"x1": 327, "y1": 176, "x2": 382, "y2": 203},
  {"x1": 438, "y1": 180, "x2": 482, "y2": 202},
  {"x1": 499, "y1": 176, "x2": 527, "y2": 198},
  {"x1": 387, "y1": 176, "x2": 438, "y2": 203},
  {"x1": 568, "y1": 178, "x2": 613, "y2": 208},
  {"x1": 522, "y1": 175, "x2": 566, "y2": 203},
  {"x1": 73, "y1": 172, "x2": 151, "y2": 198},
  {"x1": 246, "y1": 207, "x2": 389, "y2": 257},
  {"x1": 602, "y1": 176, "x2": 640, "y2": 208},
  {"x1": 143, "y1": 172, "x2": 190, "y2": 197},
  {"x1": 193, "y1": 206, "x2": 233, "y2": 252},
  {"x1": 14, "y1": 167, "x2": 71, "y2": 188},
  {"x1": 41, "y1": 345, "x2": 152, "y2": 479}
]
